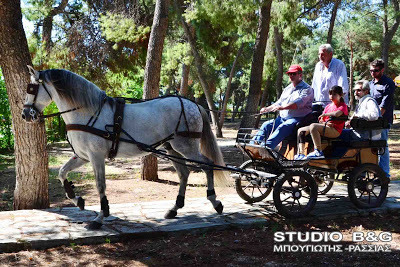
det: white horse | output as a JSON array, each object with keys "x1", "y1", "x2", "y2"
[{"x1": 22, "y1": 67, "x2": 228, "y2": 229}]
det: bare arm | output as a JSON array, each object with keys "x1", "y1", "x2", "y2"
[{"x1": 319, "y1": 110, "x2": 344, "y2": 119}]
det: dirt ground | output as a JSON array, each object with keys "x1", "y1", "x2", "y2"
[
  {"x1": 0, "y1": 214, "x2": 399, "y2": 266},
  {"x1": 1, "y1": 122, "x2": 400, "y2": 265}
]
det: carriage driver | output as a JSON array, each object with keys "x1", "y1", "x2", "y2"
[{"x1": 253, "y1": 64, "x2": 314, "y2": 149}]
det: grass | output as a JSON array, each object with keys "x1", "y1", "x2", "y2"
[
  {"x1": 49, "y1": 155, "x2": 62, "y2": 165},
  {"x1": 0, "y1": 153, "x2": 14, "y2": 171}
]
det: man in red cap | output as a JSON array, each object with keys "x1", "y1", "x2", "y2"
[{"x1": 253, "y1": 64, "x2": 314, "y2": 149}]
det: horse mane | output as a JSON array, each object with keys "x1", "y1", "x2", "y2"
[{"x1": 40, "y1": 69, "x2": 105, "y2": 113}]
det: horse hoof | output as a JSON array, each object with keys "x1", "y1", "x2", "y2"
[
  {"x1": 88, "y1": 221, "x2": 103, "y2": 230},
  {"x1": 77, "y1": 197, "x2": 85, "y2": 210},
  {"x1": 215, "y1": 203, "x2": 223, "y2": 214},
  {"x1": 165, "y1": 210, "x2": 177, "y2": 219}
]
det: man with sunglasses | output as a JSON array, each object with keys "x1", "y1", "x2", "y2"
[
  {"x1": 340, "y1": 80, "x2": 381, "y2": 145},
  {"x1": 312, "y1": 44, "x2": 349, "y2": 106},
  {"x1": 253, "y1": 64, "x2": 313, "y2": 149},
  {"x1": 369, "y1": 59, "x2": 395, "y2": 178}
]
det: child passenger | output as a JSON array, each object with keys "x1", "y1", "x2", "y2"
[{"x1": 295, "y1": 85, "x2": 348, "y2": 160}]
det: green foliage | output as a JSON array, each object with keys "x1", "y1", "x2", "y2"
[
  {"x1": 99, "y1": 13, "x2": 151, "y2": 47},
  {"x1": 0, "y1": 70, "x2": 13, "y2": 151},
  {"x1": 185, "y1": 0, "x2": 259, "y2": 36},
  {"x1": 16, "y1": 0, "x2": 400, "y2": 134},
  {"x1": 160, "y1": 40, "x2": 192, "y2": 95},
  {"x1": 105, "y1": 70, "x2": 144, "y2": 98},
  {"x1": 43, "y1": 102, "x2": 65, "y2": 143}
]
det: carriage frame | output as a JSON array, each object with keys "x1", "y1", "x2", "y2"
[{"x1": 232, "y1": 115, "x2": 390, "y2": 218}]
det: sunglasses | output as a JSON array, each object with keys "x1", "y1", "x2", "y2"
[
  {"x1": 288, "y1": 72, "x2": 298, "y2": 76},
  {"x1": 370, "y1": 69, "x2": 381, "y2": 73}
]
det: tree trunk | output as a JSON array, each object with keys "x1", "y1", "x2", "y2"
[
  {"x1": 274, "y1": 26, "x2": 284, "y2": 97},
  {"x1": 141, "y1": 0, "x2": 170, "y2": 181},
  {"x1": 232, "y1": 91, "x2": 245, "y2": 122},
  {"x1": 216, "y1": 42, "x2": 244, "y2": 137},
  {"x1": 174, "y1": 0, "x2": 219, "y2": 128},
  {"x1": 179, "y1": 63, "x2": 190, "y2": 97},
  {"x1": 239, "y1": 0, "x2": 272, "y2": 130},
  {"x1": 349, "y1": 39, "x2": 355, "y2": 110},
  {"x1": 255, "y1": 79, "x2": 271, "y2": 128},
  {"x1": 0, "y1": 0, "x2": 49, "y2": 209},
  {"x1": 327, "y1": 0, "x2": 341, "y2": 44},
  {"x1": 381, "y1": 0, "x2": 400, "y2": 70},
  {"x1": 42, "y1": 0, "x2": 69, "y2": 54}
]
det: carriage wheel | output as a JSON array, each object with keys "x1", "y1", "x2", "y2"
[
  {"x1": 273, "y1": 171, "x2": 318, "y2": 218},
  {"x1": 235, "y1": 160, "x2": 276, "y2": 203},
  {"x1": 314, "y1": 173, "x2": 334, "y2": 195},
  {"x1": 348, "y1": 163, "x2": 389, "y2": 209}
]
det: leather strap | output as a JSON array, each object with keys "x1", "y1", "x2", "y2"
[
  {"x1": 108, "y1": 98, "x2": 125, "y2": 160},
  {"x1": 66, "y1": 124, "x2": 113, "y2": 141},
  {"x1": 175, "y1": 96, "x2": 202, "y2": 139},
  {"x1": 176, "y1": 131, "x2": 202, "y2": 138}
]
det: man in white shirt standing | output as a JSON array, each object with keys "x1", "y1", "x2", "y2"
[{"x1": 312, "y1": 44, "x2": 349, "y2": 106}]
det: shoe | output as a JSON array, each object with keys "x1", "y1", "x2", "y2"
[
  {"x1": 307, "y1": 149, "x2": 325, "y2": 159},
  {"x1": 294, "y1": 154, "x2": 306, "y2": 160}
]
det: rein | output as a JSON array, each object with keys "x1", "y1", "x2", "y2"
[{"x1": 41, "y1": 107, "x2": 80, "y2": 119}]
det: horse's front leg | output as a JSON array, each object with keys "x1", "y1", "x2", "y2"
[
  {"x1": 87, "y1": 156, "x2": 108, "y2": 230},
  {"x1": 58, "y1": 155, "x2": 87, "y2": 210}
]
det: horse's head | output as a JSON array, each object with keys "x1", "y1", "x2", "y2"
[{"x1": 22, "y1": 66, "x2": 53, "y2": 122}]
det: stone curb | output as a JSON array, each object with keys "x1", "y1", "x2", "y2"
[{"x1": 0, "y1": 182, "x2": 399, "y2": 253}]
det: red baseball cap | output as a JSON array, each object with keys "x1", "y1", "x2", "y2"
[{"x1": 286, "y1": 64, "x2": 303, "y2": 74}]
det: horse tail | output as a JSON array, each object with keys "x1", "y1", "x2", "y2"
[{"x1": 199, "y1": 107, "x2": 231, "y2": 187}]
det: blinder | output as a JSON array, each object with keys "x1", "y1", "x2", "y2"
[{"x1": 27, "y1": 83, "x2": 39, "y2": 95}]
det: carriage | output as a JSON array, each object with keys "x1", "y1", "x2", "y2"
[
  {"x1": 231, "y1": 111, "x2": 390, "y2": 218},
  {"x1": 22, "y1": 66, "x2": 391, "y2": 228}
]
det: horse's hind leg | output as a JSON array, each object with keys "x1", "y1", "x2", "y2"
[
  {"x1": 201, "y1": 156, "x2": 223, "y2": 214},
  {"x1": 186, "y1": 153, "x2": 223, "y2": 214},
  {"x1": 58, "y1": 155, "x2": 87, "y2": 210},
  {"x1": 88, "y1": 155, "x2": 108, "y2": 230},
  {"x1": 169, "y1": 141, "x2": 223, "y2": 215},
  {"x1": 164, "y1": 144, "x2": 190, "y2": 219}
]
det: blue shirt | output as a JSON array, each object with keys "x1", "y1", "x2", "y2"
[
  {"x1": 275, "y1": 80, "x2": 314, "y2": 119},
  {"x1": 369, "y1": 75, "x2": 395, "y2": 124}
]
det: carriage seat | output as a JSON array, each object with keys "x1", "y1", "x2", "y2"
[
  {"x1": 332, "y1": 117, "x2": 389, "y2": 149},
  {"x1": 285, "y1": 104, "x2": 324, "y2": 142},
  {"x1": 331, "y1": 139, "x2": 387, "y2": 149}
]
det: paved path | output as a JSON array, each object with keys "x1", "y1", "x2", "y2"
[{"x1": 0, "y1": 181, "x2": 399, "y2": 253}]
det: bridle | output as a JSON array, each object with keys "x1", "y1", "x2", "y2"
[
  {"x1": 23, "y1": 80, "x2": 52, "y2": 121},
  {"x1": 23, "y1": 78, "x2": 79, "y2": 120}
]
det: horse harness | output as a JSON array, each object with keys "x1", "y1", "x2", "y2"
[
  {"x1": 26, "y1": 82, "x2": 203, "y2": 160},
  {"x1": 66, "y1": 96, "x2": 203, "y2": 160}
]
